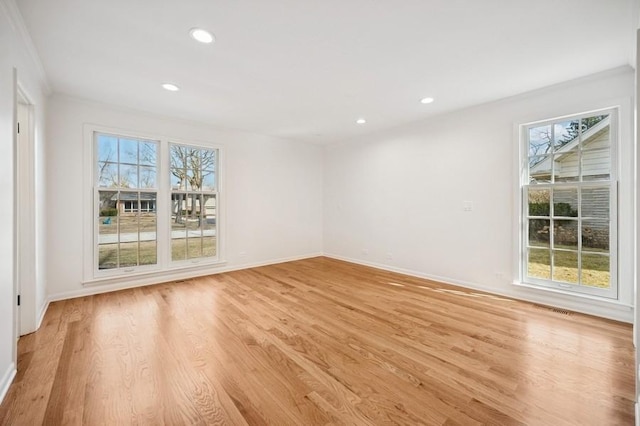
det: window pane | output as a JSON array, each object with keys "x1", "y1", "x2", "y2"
[
  {"x1": 582, "y1": 148, "x2": 610, "y2": 181},
  {"x1": 203, "y1": 195, "x2": 216, "y2": 257},
  {"x1": 553, "y1": 250, "x2": 578, "y2": 284},
  {"x1": 98, "y1": 190, "x2": 118, "y2": 269},
  {"x1": 139, "y1": 141, "x2": 157, "y2": 166},
  {"x1": 528, "y1": 219, "x2": 550, "y2": 248},
  {"x1": 528, "y1": 188, "x2": 549, "y2": 216},
  {"x1": 528, "y1": 125, "x2": 552, "y2": 156},
  {"x1": 119, "y1": 242, "x2": 138, "y2": 268},
  {"x1": 581, "y1": 187, "x2": 609, "y2": 219},
  {"x1": 119, "y1": 139, "x2": 138, "y2": 164},
  {"x1": 552, "y1": 188, "x2": 577, "y2": 217},
  {"x1": 186, "y1": 169, "x2": 199, "y2": 191},
  {"x1": 582, "y1": 220, "x2": 609, "y2": 253},
  {"x1": 139, "y1": 193, "x2": 157, "y2": 266},
  {"x1": 581, "y1": 254, "x2": 610, "y2": 288},
  {"x1": 171, "y1": 171, "x2": 186, "y2": 190},
  {"x1": 552, "y1": 152, "x2": 579, "y2": 182},
  {"x1": 202, "y1": 149, "x2": 216, "y2": 172},
  {"x1": 553, "y1": 119, "x2": 579, "y2": 151},
  {"x1": 527, "y1": 248, "x2": 550, "y2": 280},
  {"x1": 120, "y1": 164, "x2": 138, "y2": 188},
  {"x1": 139, "y1": 166, "x2": 156, "y2": 189},
  {"x1": 554, "y1": 220, "x2": 578, "y2": 250},
  {"x1": 528, "y1": 155, "x2": 551, "y2": 183},
  {"x1": 202, "y1": 171, "x2": 215, "y2": 191},
  {"x1": 97, "y1": 135, "x2": 118, "y2": 163},
  {"x1": 581, "y1": 115, "x2": 609, "y2": 150},
  {"x1": 98, "y1": 245, "x2": 118, "y2": 270},
  {"x1": 97, "y1": 162, "x2": 118, "y2": 187},
  {"x1": 172, "y1": 239, "x2": 186, "y2": 261}
]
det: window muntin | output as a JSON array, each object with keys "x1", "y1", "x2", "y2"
[
  {"x1": 95, "y1": 133, "x2": 158, "y2": 271},
  {"x1": 521, "y1": 110, "x2": 617, "y2": 298},
  {"x1": 169, "y1": 144, "x2": 218, "y2": 262}
]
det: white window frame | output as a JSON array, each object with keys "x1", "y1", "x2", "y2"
[
  {"x1": 518, "y1": 107, "x2": 618, "y2": 299},
  {"x1": 82, "y1": 125, "x2": 225, "y2": 285}
]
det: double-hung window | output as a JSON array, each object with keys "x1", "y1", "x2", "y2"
[
  {"x1": 92, "y1": 130, "x2": 221, "y2": 279},
  {"x1": 520, "y1": 108, "x2": 617, "y2": 299}
]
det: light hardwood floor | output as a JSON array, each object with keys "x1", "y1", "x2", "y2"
[{"x1": 0, "y1": 257, "x2": 635, "y2": 425}]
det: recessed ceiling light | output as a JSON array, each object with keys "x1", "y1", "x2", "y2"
[
  {"x1": 356, "y1": 118, "x2": 366, "y2": 124},
  {"x1": 190, "y1": 28, "x2": 215, "y2": 44},
  {"x1": 420, "y1": 97, "x2": 435, "y2": 104},
  {"x1": 162, "y1": 83, "x2": 180, "y2": 92}
]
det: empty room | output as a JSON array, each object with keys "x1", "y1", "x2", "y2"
[{"x1": 1, "y1": 0, "x2": 639, "y2": 424}]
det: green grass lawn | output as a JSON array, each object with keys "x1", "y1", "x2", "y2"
[
  {"x1": 527, "y1": 248, "x2": 609, "y2": 288},
  {"x1": 99, "y1": 238, "x2": 216, "y2": 269}
]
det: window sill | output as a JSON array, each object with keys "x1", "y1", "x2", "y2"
[
  {"x1": 83, "y1": 260, "x2": 228, "y2": 287},
  {"x1": 512, "y1": 280, "x2": 631, "y2": 307}
]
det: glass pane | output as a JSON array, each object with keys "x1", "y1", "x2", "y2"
[
  {"x1": 553, "y1": 250, "x2": 578, "y2": 284},
  {"x1": 170, "y1": 145, "x2": 190, "y2": 170},
  {"x1": 202, "y1": 171, "x2": 215, "y2": 191},
  {"x1": 528, "y1": 219, "x2": 550, "y2": 248},
  {"x1": 97, "y1": 162, "x2": 118, "y2": 187},
  {"x1": 119, "y1": 139, "x2": 138, "y2": 164},
  {"x1": 139, "y1": 166, "x2": 156, "y2": 189},
  {"x1": 187, "y1": 237, "x2": 203, "y2": 259},
  {"x1": 581, "y1": 115, "x2": 610, "y2": 150},
  {"x1": 139, "y1": 141, "x2": 157, "y2": 166},
  {"x1": 582, "y1": 220, "x2": 609, "y2": 253},
  {"x1": 553, "y1": 119, "x2": 579, "y2": 151},
  {"x1": 552, "y1": 188, "x2": 577, "y2": 217},
  {"x1": 581, "y1": 253, "x2": 610, "y2": 288},
  {"x1": 97, "y1": 134, "x2": 118, "y2": 163},
  {"x1": 203, "y1": 237, "x2": 216, "y2": 257},
  {"x1": 553, "y1": 220, "x2": 578, "y2": 250},
  {"x1": 98, "y1": 244, "x2": 118, "y2": 270},
  {"x1": 119, "y1": 242, "x2": 139, "y2": 268},
  {"x1": 581, "y1": 148, "x2": 610, "y2": 181},
  {"x1": 186, "y1": 169, "x2": 199, "y2": 191},
  {"x1": 528, "y1": 155, "x2": 551, "y2": 183},
  {"x1": 528, "y1": 188, "x2": 549, "y2": 216},
  {"x1": 581, "y1": 187, "x2": 609, "y2": 219},
  {"x1": 172, "y1": 237, "x2": 186, "y2": 261},
  {"x1": 528, "y1": 125, "x2": 552, "y2": 156},
  {"x1": 527, "y1": 248, "x2": 550, "y2": 280},
  {"x1": 202, "y1": 149, "x2": 216, "y2": 172},
  {"x1": 139, "y1": 195, "x2": 157, "y2": 266},
  {"x1": 171, "y1": 171, "x2": 186, "y2": 190},
  {"x1": 119, "y1": 164, "x2": 138, "y2": 188},
  {"x1": 552, "y1": 152, "x2": 579, "y2": 182}
]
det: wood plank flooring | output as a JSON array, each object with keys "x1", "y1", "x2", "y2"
[{"x1": 0, "y1": 257, "x2": 635, "y2": 425}]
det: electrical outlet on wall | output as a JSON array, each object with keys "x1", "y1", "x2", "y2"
[
  {"x1": 463, "y1": 201, "x2": 473, "y2": 212},
  {"x1": 362, "y1": 249, "x2": 369, "y2": 255}
]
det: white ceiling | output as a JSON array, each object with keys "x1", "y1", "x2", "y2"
[{"x1": 15, "y1": 0, "x2": 639, "y2": 144}]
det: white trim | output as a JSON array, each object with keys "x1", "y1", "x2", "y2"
[
  {"x1": 0, "y1": 362, "x2": 17, "y2": 405},
  {"x1": 324, "y1": 253, "x2": 633, "y2": 323},
  {"x1": 0, "y1": 0, "x2": 51, "y2": 94},
  {"x1": 48, "y1": 253, "x2": 323, "y2": 303}
]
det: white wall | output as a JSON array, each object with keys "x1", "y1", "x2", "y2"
[
  {"x1": 324, "y1": 66, "x2": 635, "y2": 322},
  {"x1": 45, "y1": 95, "x2": 323, "y2": 299},
  {"x1": 0, "y1": 0, "x2": 48, "y2": 402}
]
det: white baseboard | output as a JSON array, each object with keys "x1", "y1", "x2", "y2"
[
  {"x1": 324, "y1": 253, "x2": 633, "y2": 323},
  {"x1": 0, "y1": 362, "x2": 16, "y2": 406},
  {"x1": 46, "y1": 252, "x2": 323, "y2": 304}
]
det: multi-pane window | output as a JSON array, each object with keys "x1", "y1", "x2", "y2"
[
  {"x1": 92, "y1": 131, "x2": 221, "y2": 277},
  {"x1": 96, "y1": 134, "x2": 158, "y2": 270},
  {"x1": 521, "y1": 109, "x2": 617, "y2": 298},
  {"x1": 169, "y1": 144, "x2": 218, "y2": 262}
]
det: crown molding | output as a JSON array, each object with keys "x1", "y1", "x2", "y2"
[{"x1": 0, "y1": 0, "x2": 51, "y2": 95}]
